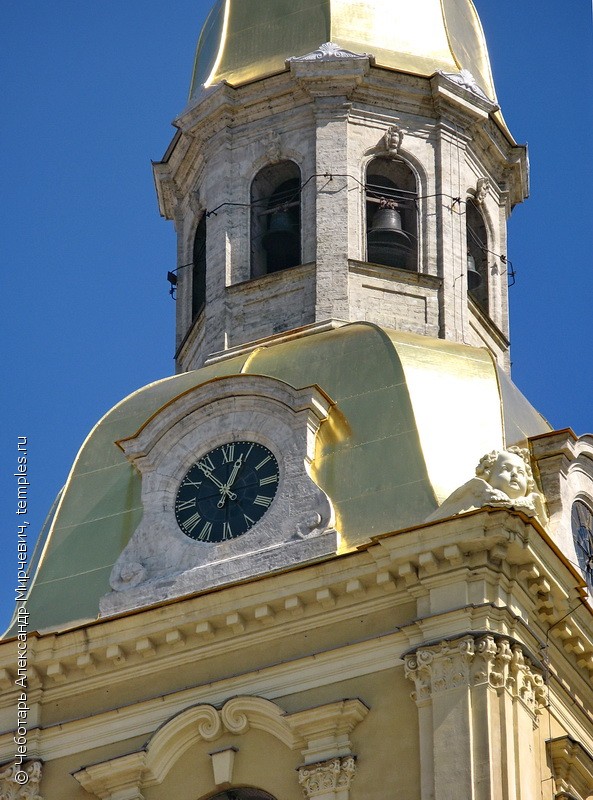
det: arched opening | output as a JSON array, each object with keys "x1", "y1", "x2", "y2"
[
  {"x1": 192, "y1": 214, "x2": 207, "y2": 319},
  {"x1": 571, "y1": 499, "x2": 593, "y2": 592},
  {"x1": 365, "y1": 157, "x2": 418, "y2": 270},
  {"x1": 251, "y1": 161, "x2": 302, "y2": 278},
  {"x1": 208, "y1": 789, "x2": 277, "y2": 800},
  {"x1": 466, "y1": 201, "x2": 489, "y2": 313}
]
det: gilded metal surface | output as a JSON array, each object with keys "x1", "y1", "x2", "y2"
[
  {"x1": 190, "y1": 0, "x2": 496, "y2": 102},
  {"x1": 386, "y1": 330, "x2": 504, "y2": 504},
  {"x1": 13, "y1": 325, "x2": 550, "y2": 633},
  {"x1": 496, "y1": 366, "x2": 551, "y2": 445}
]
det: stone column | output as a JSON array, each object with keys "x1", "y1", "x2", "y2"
[{"x1": 405, "y1": 635, "x2": 546, "y2": 800}]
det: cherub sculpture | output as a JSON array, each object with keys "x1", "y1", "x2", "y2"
[{"x1": 427, "y1": 446, "x2": 547, "y2": 524}]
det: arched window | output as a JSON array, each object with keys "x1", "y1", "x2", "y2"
[
  {"x1": 366, "y1": 157, "x2": 417, "y2": 270},
  {"x1": 251, "y1": 161, "x2": 302, "y2": 278},
  {"x1": 466, "y1": 202, "x2": 488, "y2": 313},
  {"x1": 192, "y1": 214, "x2": 207, "y2": 319},
  {"x1": 208, "y1": 790, "x2": 277, "y2": 800}
]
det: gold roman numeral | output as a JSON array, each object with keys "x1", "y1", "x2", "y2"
[
  {"x1": 182, "y1": 477, "x2": 202, "y2": 489},
  {"x1": 221, "y1": 444, "x2": 235, "y2": 463},
  {"x1": 176, "y1": 498, "x2": 197, "y2": 512},
  {"x1": 183, "y1": 511, "x2": 202, "y2": 534},
  {"x1": 198, "y1": 455, "x2": 215, "y2": 472},
  {"x1": 197, "y1": 521, "x2": 213, "y2": 541}
]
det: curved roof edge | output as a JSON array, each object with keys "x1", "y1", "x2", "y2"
[{"x1": 8, "y1": 325, "x2": 550, "y2": 634}]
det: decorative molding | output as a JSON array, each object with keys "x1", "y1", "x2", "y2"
[
  {"x1": 210, "y1": 747, "x2": 237, "y2": 786},
  {"x1": 72, "y1": 697, "x2": 367, "y2": 798},
  {"x1": 289, "y1": 42, "x2": 370, "y2": 63},
  {"x1": 0, "y1": 762, "x2": 43, "y2": 800},
  {"x1": 470, "y1": 177, "x2": 491, "y2": 205},
  {"x1": 101, "y1": 374, "x2": 338, "y2": 615},
  {"x1": 73, "y1": 753, "x2": 145, "y2": 800},
  {"x1": 264, "y1": 131, "x2": 282, "y2": 162},
  {"x1": 404, "y1": 635, "x2": 546, "y2": 715},
  {"x1": 298, "y1": 756, "x2": 356, "y2": 798},
  {"x1": 437, "y1": 69, "x2": 493, "y2": 103},
  {"x1": 547, "y1": 736, "x2": 593, "y2": 800},
  {"x1": 382, "y1": 124, "x2": 404, "y2": 157}
]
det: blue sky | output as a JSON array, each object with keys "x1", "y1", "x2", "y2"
[{"x1": 2, "y1": 1, "x2": 592, "y2": 632}]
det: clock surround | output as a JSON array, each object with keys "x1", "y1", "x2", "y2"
[{"x1": 100, "y1": 374, "x2": 337, "y2": 615}]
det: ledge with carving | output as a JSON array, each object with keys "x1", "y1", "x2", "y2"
[{"x1": 404, "y1": 634, "x2": 547, "y2": 717}]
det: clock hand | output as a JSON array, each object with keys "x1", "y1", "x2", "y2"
[
  {"x1": 196, "y1": 462, "x2": 237, "y2": 498},
  {"x1": 216, "y1": 455, "x2": 244, "y2": 508},
  {"x1": 225, "y1": 454, "x2": 244, "y2": 489}
]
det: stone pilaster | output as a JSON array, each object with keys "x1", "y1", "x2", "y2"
[{"x1": 405, "y1": 635, "x2": 546, "y2": 800}]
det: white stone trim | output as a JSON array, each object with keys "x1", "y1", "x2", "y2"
[{"x1": 72, "y1": 697, "x2": 367, "y2": 799}]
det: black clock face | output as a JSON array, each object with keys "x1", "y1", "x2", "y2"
[
  {"x1": 175, "y1": 441, "x2": 279, "y2": 542},
  {"x1": 571, "y1": 500, "x2": 593, "y2": 591}
]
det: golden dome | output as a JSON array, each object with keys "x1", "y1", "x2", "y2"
[{"x1": 190, "y1": 0, "x2": 497, "y2": 102}]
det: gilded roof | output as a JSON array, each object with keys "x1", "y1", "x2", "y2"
[
  {"x1": 6, "y1": 325, "x2": 549, "y2": 635},
  {"x1": 190, "y1": 0, "x2": 497, "y2": 101}
]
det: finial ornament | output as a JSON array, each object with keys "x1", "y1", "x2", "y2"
[
  {"x1": 383, "y1": 124, "x2": 404, "y2": 157},
  {"x1": 427, "y1": 446, "x2": 548, "y2": 524}
]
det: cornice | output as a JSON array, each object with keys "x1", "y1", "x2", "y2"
[{"x1": 1, "y1": 513, "x2": 591, "y2": 688}]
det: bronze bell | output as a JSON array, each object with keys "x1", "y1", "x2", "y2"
[
  {"x1": 467, "y1": 251, "x2": 482, "y2": 291},
  {"x1": 367, "y1": 206, "x2": 414, "y2": 269},
  {"x1": 262, "y1": 210, "x2": 300, "y2": 271}
]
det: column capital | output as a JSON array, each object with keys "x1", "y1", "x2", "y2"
[
  {"x1": 404, "y1": 634, "x2": 547, "y2": 716},
  {"x1": 298, "y1": 756, "x2": 357, "y2": 799},
  {"x1": 0, "y1": 761, "x2": 43, "y2": 800}
]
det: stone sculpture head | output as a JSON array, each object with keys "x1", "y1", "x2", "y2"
[{"x1": 476, "y1": 447, "x2": 535, "y2": 500}]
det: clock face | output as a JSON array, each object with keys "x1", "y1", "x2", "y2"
[
  {"x1": 175, "y1": 441, "x2": 279, "y2": 542},
  {"x1": 571, "y1": 500, "x2": 593, "y2": 591}
]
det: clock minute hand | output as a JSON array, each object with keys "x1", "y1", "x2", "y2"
[
  {"x1": 225, "y1": 454, "x2": 244, "y2": 490},
  {"x1": 196, "y1": 462, "x2": 236, "y2": 498},
  {"x1": 216, "y1": 455, "x2": 244, "y2": 508}
]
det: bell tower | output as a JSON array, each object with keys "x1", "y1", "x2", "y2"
[{"x1": 154, "y1": 0, "x2": 528, "y2": 374}]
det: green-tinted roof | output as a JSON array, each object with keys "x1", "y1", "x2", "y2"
[{"x1": 9, "y1": 325, "x2": 549, "y2": 634}]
